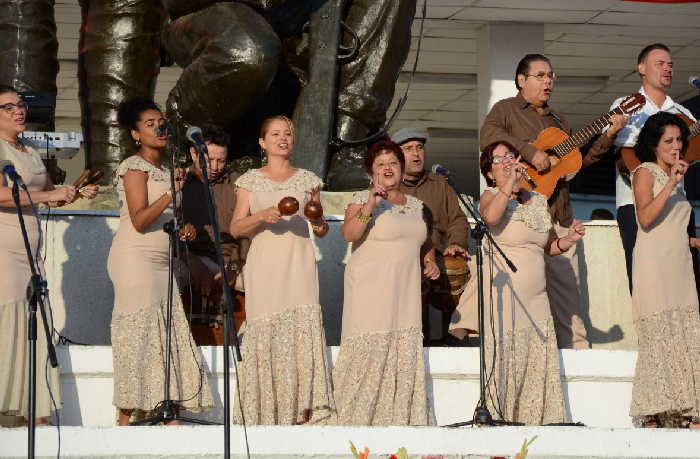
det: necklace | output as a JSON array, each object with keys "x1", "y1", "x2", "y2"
[{"x1": 0, "y1": 136, "x2": 24, "y2": 150}]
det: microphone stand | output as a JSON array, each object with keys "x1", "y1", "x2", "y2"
[
  {"x1": 190, "y1": 137, "x2": 244, "y2": 459},
  {"x1": 7, "y1": 171, "x2": 58, "y2": 459},
  {"x1": 439, "y1": 172, "x2": 520, "y2": 427},
  {"x1": 131, "y1": 116, "x2": 218, "y2": 428}
]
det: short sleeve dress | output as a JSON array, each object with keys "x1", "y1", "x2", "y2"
[
  {"x1": 449, "y1": 189, "x2": 565, "y2": 425},
  {"x1": 332, "y1": 190, "x2": 431, "y2": 426},
  {"x1": 108, "y1": 155, "x2": 213, "y2": 415},
  {"x1": 233, "y1": 168, "x2": 335, "y2": 425},
  {"x1": 0, "y1": 140, "x2": 60, "y2": 420},
  {"x1": 629, "y1": 162, "x2": 700, "y2": 421}
]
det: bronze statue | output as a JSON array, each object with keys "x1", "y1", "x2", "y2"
[{"x1": 2, "y1": 0, "x2": 417, "y2": 190}]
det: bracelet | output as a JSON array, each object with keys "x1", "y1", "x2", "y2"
[
  {"x1": 497, "y1": 188, "x2": 510, "y2": 199},
  {"x1": 556, "y1": 237, "x2": 569, "y2": 252},
  {"x1": 356, "y1": 211, "x2": 372, "y2": 224}
]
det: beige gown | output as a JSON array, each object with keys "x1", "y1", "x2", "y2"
[
  {"x1": 629, "y1": 162, "x2": 700, "y2": 418},
  {"x1": 449, "y1": 189, "x2": 565, "y2": 425},
  {"x1": 108, "y1": 155, "x2": 213, "y2": 414},
  {"x1": 233, "y1": 168, "x2": 335, "y2": 425},
  {"x1": 333, "y1": 190, "x2": 430, "y2": 426},
  {"x1": 0, "y1": 141, "x2": 61, "y2": 420}
]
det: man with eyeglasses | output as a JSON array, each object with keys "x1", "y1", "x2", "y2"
[{"x1": 480, "y1": 53, "x2": 628, "y2": 349}]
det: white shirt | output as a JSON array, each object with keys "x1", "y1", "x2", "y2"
[{"x1": 609, "y1": 86, "x2": 695, "y2": 208}]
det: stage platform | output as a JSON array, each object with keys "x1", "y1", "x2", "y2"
[
  {"x1": 2, "y1": 423, "x2": 700, "y2": 458},
  {"x1": 2, "y1": 346, "x2": 699, "y2": 458}
]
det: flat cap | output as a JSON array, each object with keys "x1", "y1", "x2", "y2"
[{"x1": 391, "y1": 127, "x2": 428, "y2": 145}]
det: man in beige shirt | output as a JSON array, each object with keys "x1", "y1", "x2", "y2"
[{"x1": 480, "y1": 54, "x2": 628, "y2": 349}]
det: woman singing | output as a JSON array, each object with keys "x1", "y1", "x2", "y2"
[
  {"x1": 333, "y1": 139, "x2": 439, "y2": 426},
  {"x1": 109, "y1": 98, "x2": 213, "y2": 426},
  {"x1": 450, "y1": 141, "x2": 584, "y2": 425},
  {"x1": 0, "y1": 85, "x2": 97, "y2": 425},
  {"x1": 229, "y1": 115, "x2": 335, "y2": 425},
  {"x1": 630, "y1": 112, "x2": 700, "y2": 428}
]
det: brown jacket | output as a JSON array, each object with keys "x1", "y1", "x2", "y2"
[
  {"x1": 480, "y1": 93, "x2": 614, "y2": 227},
  {"x1": 180, "y1": 168, "x2": 249, "y2": 265},
  {"x1": 400, "y1": 171, "x2": 469, "y2": 251}
]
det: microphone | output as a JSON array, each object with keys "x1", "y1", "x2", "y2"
[
  {"x1": 0, "y1": 160, "x2": 24, "y2": 185},
  {"x1": 186, "y1": 125, "x2": 208, "y2": 155},
  {"x1": 690, "y1": 76, "x2": 700, "y2": 90},
  {"x1": 155, "y1": 120, "x2": 168, "y2": 137},
  {"x1": 431, "y1": 163, "x2": 450, "y2": 176}
]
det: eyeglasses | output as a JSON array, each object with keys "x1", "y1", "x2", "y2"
[
  {"x1": 0, "y1": 101, "x2": 29, "y2": 112},
  {"x1": 492, "y1": 152, "x2": 516, "y2": 164},
  {"x1": 525, "y1": 72, "x2": 556, "y2": 82}
]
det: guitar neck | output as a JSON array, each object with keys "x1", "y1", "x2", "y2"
[{"x1": 552, "y1": 107, "x2": 625, "y2": 157}]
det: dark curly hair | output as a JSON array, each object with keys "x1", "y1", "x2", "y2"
[
  {"x1": 198, "y1": 124, "x2": 230, "y2": 148},
  {"x1": 364, "y1": 138, "x2": 405, "y2": 175},
  {"x1": 0, "y1": 85, "x2": 18, "y2": 97},
  {"x1": 117, "y1": 97, "x2": 161, "y2": 131},
  {"x1": 480, "y1": 140, "x2": 520, "y2": 187},
  {"x1": 634, "y1": 112, "x2": 689, "y2": 164}
]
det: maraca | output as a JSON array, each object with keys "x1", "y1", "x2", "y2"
[
  {"x1": 304, "y1": 199, "x2": 325, "y2": 226},
  {"x1": 278, "y1": 196, "x2": 299, "y2": 216}
]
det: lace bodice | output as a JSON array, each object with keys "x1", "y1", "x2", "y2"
[
  {"x1": 483, "y1": 188, "x2": 552, "y2": 233},
  {"x1": 235, "y1": 168, "x2": 323, "y2": 193},
  {"x1": 350, "y1": 190, "x2": 423, "y2": 216},
  {"x1": 632, "y1": 162, "x2": 682, "y2": 198},
  {"x1": 116, "y1": 155, "x2": 171, "y2": 192}
]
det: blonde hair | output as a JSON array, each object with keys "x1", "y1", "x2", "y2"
[{"x1": 259, "y1": 115, "x2": 295, "y2": 140}]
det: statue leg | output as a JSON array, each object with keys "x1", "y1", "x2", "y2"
[
  {"x1": 78, "y1": 0, "x2": 165, "y2": 183},
  {"x1": 326, "y1": 0, "x2": 417, "y2": 190},
  {"x1": 162, "y1": 2, "x2": 281, "y2": 128}
]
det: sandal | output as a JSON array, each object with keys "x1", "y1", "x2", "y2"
[{"x1": 642, "y1": 415, "x2": 659, "y2": 428}]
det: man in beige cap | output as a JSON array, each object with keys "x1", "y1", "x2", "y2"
[{"x1": 393, "y1": 127, "x2": 469, "y2": 345}]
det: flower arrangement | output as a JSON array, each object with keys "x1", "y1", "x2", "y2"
[{"x1": 349, "y1": 435, "x2": 537, "y2": 459}]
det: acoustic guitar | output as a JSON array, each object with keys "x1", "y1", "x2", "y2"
[
  {"x1": 522, "y1": 93, "x2": 646, "y2": 198},
  {"x1": 620, "y1": 113, "x2": 700, "y2": 174}
]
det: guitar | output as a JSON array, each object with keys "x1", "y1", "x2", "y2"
[
  {"x1": 522, "y1": 93, "x2": 646, "y2": 198},
  {"x1": 620, "y1": 113, "x2": 700, "y2": 174}
]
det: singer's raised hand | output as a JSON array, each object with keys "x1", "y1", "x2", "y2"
[
  {"x1": 368, "y1": 171, "x2": 387, "y2": 207},
  {"x1": 670, "y1": 160, "x2": 689, "y2": 185}
]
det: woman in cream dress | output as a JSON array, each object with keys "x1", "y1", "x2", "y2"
[
  {"x1": 630, "y1": 112, "x2": 700, "y2": 428},
  {"x1": 450, "y1": 141, "x2": 585, "y2": 425},
  {"x1": 333, "y1": 139, "x2": 439, "y2": 426},
  {"x1": 229, "y1": 115, "x2": 334, "y2": 425},
  {"x1": 0, "y1": 85, "x2": 97, "y2": 424},
  {"x1": 108, "y1": 98, "x2": 213, "y2": 425}
]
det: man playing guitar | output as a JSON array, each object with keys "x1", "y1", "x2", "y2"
[
  {"x1": 610, "y1": 43, "x2": 696, "y2": 294},
  {"x1": 480, "y1": 53, "x2": 628, "y2": 349}
]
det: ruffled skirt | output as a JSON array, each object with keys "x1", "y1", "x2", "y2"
[
  {"x1": 110, "y1": 298, "x2": 214, "y2": 413},
  {"x1": 631, "y1": 305, "x2": 700, "y2": 418},
  {"x1": 234, "y1": 303, "x2": 336, "y2": 425},
  {"x1": 484, "y1": 318, "x2": 565, "y2": 425},
  {"x1": 0, "y1": 299, "x2": 61, "y2": 419},
  {"x1": 332, "y1": 326, "x2": 430, "y2": 426}
]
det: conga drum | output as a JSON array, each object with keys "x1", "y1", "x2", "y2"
[
  {"x1": 422, "y1": 254, "x2": 470, "y2": 345},
  {"x1": 427, "y1": 255, "x2": 470, "y2": 312}
]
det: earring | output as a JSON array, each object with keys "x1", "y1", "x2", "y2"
[{"x1": 135, "y1": 138, "x2": 141, "y2": 146}]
